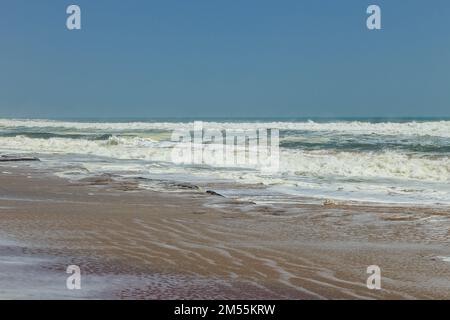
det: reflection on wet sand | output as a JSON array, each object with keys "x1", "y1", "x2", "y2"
[{"x1": 0, "y1": 164, "x2": 450, "y2": 299}]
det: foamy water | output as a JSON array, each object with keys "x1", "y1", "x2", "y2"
[{"x1": 0, "y1": 118, "x2": 449, "y2": 206}]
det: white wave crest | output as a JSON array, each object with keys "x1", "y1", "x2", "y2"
[
  {"x1": 1, "y1": 119, "x2": 450, "y2": 138},
  {"x1": 281, "y1": 149, "x2": 450, "y2": 182},
  {"x1": 0, "y1": 135, "x2": 448, "y2": 183},
  {"x1": 0, "y1": 136, "x2": 172, "y2": 162}
]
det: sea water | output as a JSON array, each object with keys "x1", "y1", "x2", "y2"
[{"x1": 0, "y1": 118, "x2": 449, "y2": 206}]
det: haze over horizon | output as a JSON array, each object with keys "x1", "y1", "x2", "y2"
[{"x1": 1, "y1": 0, "x2": 449, "y2": 118}]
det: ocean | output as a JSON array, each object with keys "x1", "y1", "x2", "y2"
[{"x1": 0, "y1": 118, "x2": 449, "y2": 206}]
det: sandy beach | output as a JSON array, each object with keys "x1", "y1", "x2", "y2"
[{"x1": 0, "y1": 162, "x2": 449, "y2": 300}]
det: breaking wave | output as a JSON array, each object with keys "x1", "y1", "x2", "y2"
[
  {"x1": 1, "y1": 119, "x2": 450, "y2": 138},
  {"x1": 0, "y1": 118, "x2": 449, "y2": 205}
]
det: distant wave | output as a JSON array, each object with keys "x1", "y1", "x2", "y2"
[
  {"x1": 1, "y1": 119, "x2": 450, "y2": 138},
  {"x1": 0, "y1": 131, "x2": 113, "y2": 140}
]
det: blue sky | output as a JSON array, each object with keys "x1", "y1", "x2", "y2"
[{"x1": 0, "y1": 0, "x2": 449, "y2": 118}]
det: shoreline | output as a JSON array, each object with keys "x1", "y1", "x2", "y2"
[{"x1": 1, "y1": 163, "x2": 450, "y2": 299}]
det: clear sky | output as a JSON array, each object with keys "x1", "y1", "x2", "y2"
[{"x1": 0, "y1": 0, "x2": 449, "y2": 118}]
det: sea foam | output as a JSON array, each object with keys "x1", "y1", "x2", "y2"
[
  {"x1": 0, "y1": 119, "x2": 449, "y2": 205},
  {"x1": 1, "y1": 119, "x2": 450, "y2": 137}
]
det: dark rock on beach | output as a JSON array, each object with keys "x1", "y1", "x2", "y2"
[
  {"x1": 206, "y1": 190, "x2": 225, "y2": 197},
  {"x1": 173, "y1": 182, "x2": 200, "y2": 190},
  {"x1": 0, "y1": 155, "x2": 40, "y2": 162}
]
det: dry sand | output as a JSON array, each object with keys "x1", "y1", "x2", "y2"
[{"x1": 0, "y1": 163, "x2": 450, "y2": 299}]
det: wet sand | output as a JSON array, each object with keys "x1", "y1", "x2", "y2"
[{"x1": 0, "y1": 163, "x2": 450, "y2": 299}]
